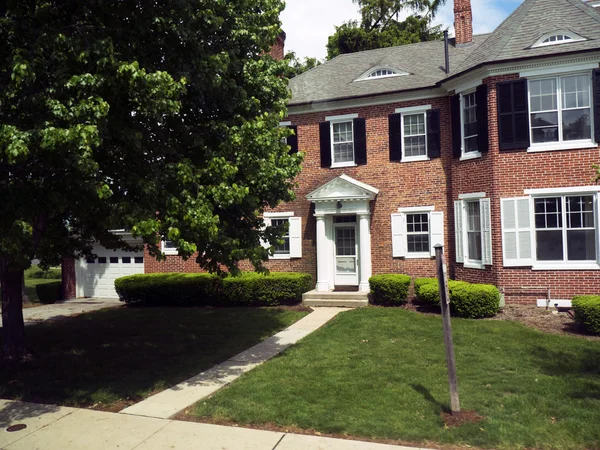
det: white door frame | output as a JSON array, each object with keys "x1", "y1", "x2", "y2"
[{"x1": 333, "y1": 221, "x2": 359, "y2": 286}]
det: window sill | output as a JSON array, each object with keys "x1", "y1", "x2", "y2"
[
  {"x1": 527, "y1": 141, "x2": 598, "y2": 153},
  {"x1": 331, "y1": 162, "x2": 357, "y2": 169},
  {"x1": 460, "y1": 151, "x2": 482, "y2": 161},
  {"x1": 163, "y1": 251, "x2": 179, "y2": 256},
  {"x1": 464, "y1": 261, "x2": 486, "y2": 270},
  {"x1": 532, "y1": 263, "x2": 600, "y2": 271},
  {"x1": 269, "y1": 254, "x2": 291, "y2": 260},
  {"x1": 405, "y1": 253, "x2": 432, "y2": 259},
  {"x1": 402, "y1": 156, "x2": 430, "y2": 163}
]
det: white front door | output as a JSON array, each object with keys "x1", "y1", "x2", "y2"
[{"x1": 334, "y1": 222, "x2": 359, "y2": 286}]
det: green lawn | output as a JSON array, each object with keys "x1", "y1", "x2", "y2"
[
  {"x1": 0, "y1": 307, "x2": 307, "y2": 411},
  {"x1": 187, "y1": 308, "x2": 600, "y2": 450}
]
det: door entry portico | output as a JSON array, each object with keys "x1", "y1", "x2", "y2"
[{"x1": 306, "y1": 174, "x2": 379, "y2": 293}]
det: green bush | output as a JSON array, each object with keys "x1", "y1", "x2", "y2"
[
  {"x1": 414, "y1": 278, "x2": 438, "y2": 304},
  {"x1": 369, "y1": 274, "x2": 411, "y2": 305},
  {"x1": 115, "y1": 273, "x2": 222, "y2": 306},
  {"x1": 115, "y1": 272, "x2": 313, "y2": 307},
  {"x1": 221, "y1": 272, "x2": 313, "y2": 306},
  {"x1": 36, "y1": 281, "x2": 62, "y2": 304},
  {"x1": 572, "y1": 296, "x2": 600, "y2": 334},
  {"x1": 27, "y1": 268, "x2": 62, "y2": 279},
  {"x1": 450, "y1": 283, "x2": 500, "y2": 319}
]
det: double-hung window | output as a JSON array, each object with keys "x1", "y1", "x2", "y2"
[
  {"x1": 391, "y1": 206, "x2": 444, "y2": 258},
  {"x1": 462, "y1": 91, "x2": 479, "y2": 155},
  {"x1": 501, "y1": 189, "x2": 600, "y2": 269},
  {"x1": 332, "y1": 121, "x2": 354, "y2": 165},
  {"x1": 262, "y1": 212, "x2": 302, "y2": 259},
  {"x1": 402, "y1": 112, "x2": 427, "y2": 160},
  {"x1": 455, "y1": 194, "x2": 492, "y2": 268},
  {"x1": 320, "y1": 114, "x2": 367, "y2": 168},
  {"x1": 162, "y1": 240, "x2": 178, "y2": 255},
  {"x1": 529, "y1": 73, "x2": 593, "y2": 145}
]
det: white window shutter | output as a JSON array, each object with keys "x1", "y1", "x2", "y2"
[
  {"x1": 260, "y1": 218, "x2": 271, "y2": 250},
  {"x1": 501, "y1": 197, "x2": 533, "y2": 267},
  {"x1": 288, "y1": 217, "x2": 302, "y2": 258},
  {"x1": 429, "y1": 211, "x2": 444, "y2": 256},
  {"x1": 480, "y1": 198, "x2": 492, "y2": 265},
  {"x1": 391, "y1": 213, "x2": 407, "y2": 257},
  {"x1": 454, "y1": 200, "x2": 464, "y2": 263}
]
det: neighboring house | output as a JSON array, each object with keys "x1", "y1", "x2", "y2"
[{"x1": 66, "y1": 0, "x2": 600, "y2": 306}]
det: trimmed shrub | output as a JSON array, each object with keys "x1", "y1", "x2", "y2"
[
  {"x1": 369, "y1": 274, "x2": 411, "y2": 305},
  {"x1": 115, "y1": 273, "x2": 222, "y2": 306},
  {"x1": 450, "y1": 283, "x2": 500, "y2": 319},
  {"x1": 221, "y1": 272, "x2": 312, "y2": 306},
  {"x1": 572, "y1": 295, "x2": 600, "y2": 334},
  {"x1": 414, "y1": 278, "x2": 438, "y2": 304},
  {"x1": 28, "y1": 268, "x2": 62, "y2": 279},
  {"x1": 36, "y1": 281, "x2": 62, "y2": 304}
]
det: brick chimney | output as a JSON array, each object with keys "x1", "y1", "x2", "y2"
[
  {"x1": 454, "y1": 0, "x2": 473, "y2": 46},
  {"x1": 269, "y1": 31, "x2": 286, "y2": 61}
]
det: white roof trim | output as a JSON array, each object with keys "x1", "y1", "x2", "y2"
[
  {"x1": 306, "y1": 174, "x2": 379, "y2": 202},
  {"x1": 531, "y1": 31, "x2": 586, "y2": 49},
  {"x1": 354, "y1": 66, "x2": 409, "y2": 82}
]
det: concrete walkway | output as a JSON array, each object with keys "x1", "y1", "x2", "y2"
[
  {"x1": 1, "y1": 298, "x2": 122, "y2": 327},
  {"x1": 0, "y1": 400, "x2": 431, "y2": 450},
  {"x1": 120, "y1": 307, "x2": 347, "y2": 419}
]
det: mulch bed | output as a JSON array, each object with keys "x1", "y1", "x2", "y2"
[{"x1": 441, "y1": 410, "x2": 485, "y2": 428}]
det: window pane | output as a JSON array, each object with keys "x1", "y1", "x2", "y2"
[
  {"x1": 467, "y1": 231, "x2": 482, "y2": 261},
  {"x1": 464, "y1": 136, "x2": 478, "y2": 153},
  {"x1": 86, "y1": 257, "x2": 95, "y2": 264},
  {"x1": 561, "y1": 75, "x2": 590, "y2": 109},
  {"x1": 333, "y1": 142, "x2": 354, "y2": 163},
  {"x1": 536, "y1": 230, "x2": 564, "y2": 260},
  {"x1": 164, "y1": 240, "x2": 176, "y2": 249},
  {"x1": 531, "y1": 112, "x2": 559, "y2": 127},
  {"x1": 531, "y1": 127, "x2": 558, "y2": 143},
  {"x1": 134, "y1": 257, "x2": 144, "y2": 264},
  {"x1": 122, "y1": 257, "x2": 131, "y2": 263},
  {"x1": 272, "y1": 218, "x2": 290, "y2": 254},
  {"x1": 567, "y1": 230, "x2": 597, "y2": 261},
  {"x1": 98, "y1": 257, "x2": 107, "y2": 264},
  {"x1": 407, "y1": 234, "x2": 430, "y2": 253},
  {"x1": 404, "y1": 136, "x2": 426, "y2": 157},
  {"x1": 110, "y1": 257, "x2": 118, "y2": 263},
  {"x1": 466, "y1": 202, "x2": 481, "y2": 232},
  {"x1": 562, "y1": 108, "x2": 591, "y2": 141},
  {"x1": 530, "y1": 79, "x2": 557, "y2": 112}
]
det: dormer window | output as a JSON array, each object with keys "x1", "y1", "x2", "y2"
[
  {"x1": 355, "y1": 66, "x2": 408, "y2": 82},
  {"x1": 532, "y1": 31, "x2": 585, "y2": 48},
  {"x1": 368, "y1": 68, "x2": 397, "y2": 78}
]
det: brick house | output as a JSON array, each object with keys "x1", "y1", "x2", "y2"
[{"x1": 67, "y1": 0, "x2": 600, "y2": 306}]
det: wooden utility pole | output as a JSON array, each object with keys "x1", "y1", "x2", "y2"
[{"x1": 434, "y1": 244, "x2": 461, "y2": 415}]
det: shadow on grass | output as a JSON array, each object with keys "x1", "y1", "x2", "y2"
[
  {"x1": 410, "y1": 384, "x2": 449, "y2": 414},
  {"x1": 0, "y1": 306, "x2": 306, "y2": 410}
]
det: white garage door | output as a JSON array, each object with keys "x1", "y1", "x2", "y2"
[{"x1": 76, "y1": 244, "x2": 144, "y2": 298}]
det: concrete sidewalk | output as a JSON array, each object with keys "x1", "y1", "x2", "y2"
[
  {"x1": 0, "y1": 400, "x2": 432, "y2": 450},
  {"x1": 9, "y1": 298, "x2": 122, "y2": 326},
  {"x1": 120, "y1": 307, "x2": 347, "y2": 419}
]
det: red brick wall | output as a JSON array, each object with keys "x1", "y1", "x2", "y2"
[
  {"x1": 61, "y1": 257, "x2": 76, "y2": 300},
  {"x1": 269, "y1": 33, "x2": 285, "y2": 61},
  {"x1": 454, "y1": 0, "x2": 473, "y2": 45}
]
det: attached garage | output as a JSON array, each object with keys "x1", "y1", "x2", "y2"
[{"x1": 75, "y1": 241, "x2": 144, "y2": 299}]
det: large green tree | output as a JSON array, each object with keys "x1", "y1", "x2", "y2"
[
  {"x1": 327, "y1": 0, "x2": 446, "y2": 59},
  {"x1": 0, "y1": 0, "x2": 301, "y2": 366}
]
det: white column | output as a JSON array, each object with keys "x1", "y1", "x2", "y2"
[
  {"x1": 358, "y1": 213, "x2": 372, "y2": 293},
  {"x1": 315, "y1": 214, "x2": 330, "y2": 292}
]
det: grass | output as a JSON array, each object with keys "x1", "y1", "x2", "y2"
[
  {"x1": 187, "y1": 308, "x2": 600, "y2": 450},
  {"x1": 0, "y1": 306, "x2": 307, "y2": 411}
]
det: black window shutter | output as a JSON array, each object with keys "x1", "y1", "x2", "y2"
[
  {"x1": 287, "y1": 125, "x2": 298, "y2": 155},
  {"x1": 427, "y1": 109, "x2": 441, "y2": 158},
  {"x1": 476, "y1": 84, "x2": 489, "y2": 153},
  {"x1": 451, "y1": 94, "x2": 461, "y2": 158},
  {"x1": 593, "y1": 69, "x2": 600, "y2": 145},
  {"x1": 388, "y1": 113, "x2": 402, "y2": 161},
  {"x1": 497, "y1": 79, "x2": 530, "y2": 151},
  {"x1": 319, "y1": 121, "x2": 331, "y2": 168},
  {"x1": 353, "y1": 118, "x2": 367, "y2": 165}
]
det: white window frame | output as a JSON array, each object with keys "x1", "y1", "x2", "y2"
[
  {"x1": 162, "y1": 240, "x2": 178, "y2": 256},
  {"x1": 396, "y1": 105, "x2": 431, "y2": 163},
  {"x1": 456, "y1": 193, "x2": 492, "y2": 269},
  {"x1": 399, "y1": 206, "x2": 434, "y2": 258},
  {"x1": 354, "y1": 66, "x2": 409, "y2": 82},
  {"x1": 326, "y1": 113, "x2": 358, "y2": 168},
  {"x1": 527, "y1": 71, "x2": 596, "y2": 153},
  {"x1": 529, "y1": 193, "x2": 600, "y2": 270},
  {"x1": 531, "y1": 31, "x2": 585, "y2": 48},
  {"x1": 392, "y1": 206, "x2": 443, "y2": 258},
  {"x1": 263, "y1": 212, "x2": 301, "y2": 260},
  {"x1": 460, "y1": 89, "x2": 482, "y2": 161}
]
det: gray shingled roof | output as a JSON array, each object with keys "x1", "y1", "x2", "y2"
[{"x1": 289, "y1": 0, "x2": 600, "y2": 106}]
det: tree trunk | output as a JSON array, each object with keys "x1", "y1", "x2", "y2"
[{"x1": 1, "y1": 267, "x2": 26, "y2": 367}]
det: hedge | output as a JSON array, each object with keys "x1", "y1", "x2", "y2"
[
  {"x1": 413, "y1": 277, "x2": 500, "y2": 318},
  {"x1": 36, "y1": 281, "x2": 62, "y2": 304},
  {"x1": 28, "y1": 268, "x2": 62, "y2": 279},
  {"x1": 369, "y1": 274, "x2": 411, "y2": 305},
  {"x1": 115, "y1": 272, "x2": 313, "y2": 307},
  {"x1": 572, "y1": 295, "x2": 600, "y2": 334},
  {"x1": 221, "y1": 272, "x2": 313, "y2": 306}
]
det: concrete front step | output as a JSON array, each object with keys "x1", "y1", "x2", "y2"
[{"x1": 302, "y1": 289, "x2": 369, "y2": 308}]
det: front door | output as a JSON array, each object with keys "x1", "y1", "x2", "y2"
[{"x1": 334, "y1": 222, "x2": 359, "y2": 286}]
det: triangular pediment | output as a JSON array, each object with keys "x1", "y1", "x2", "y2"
[{"x1": 306, "y1": 174, "x2": 379, "y2": 202}]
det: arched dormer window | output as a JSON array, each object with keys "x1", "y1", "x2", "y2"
[
  {"x1": 531, "y1": 31, "x2": 585, "y2": 48},
  {"x1": 355, "y1": 66, "x2": 408, "y2": 82}
]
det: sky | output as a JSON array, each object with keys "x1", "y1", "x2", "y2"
[{"x1": 280, "y1": 0, "x2": 523, "y2": 60}]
